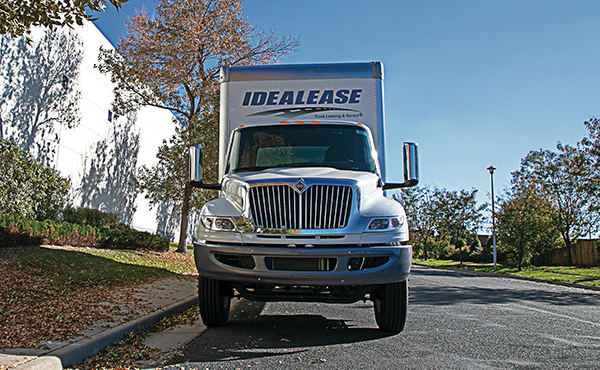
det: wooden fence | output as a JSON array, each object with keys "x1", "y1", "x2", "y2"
[{"x1": 539, "y1": 239, "x2": 599, "y2": 266}]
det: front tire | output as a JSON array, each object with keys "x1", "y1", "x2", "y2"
[
  {"x1": 373, "y1": 280, "x2": 408, "y2": 333},
  {"x1": 198, "y1": 276, "x2": 231, "y2": 327}
]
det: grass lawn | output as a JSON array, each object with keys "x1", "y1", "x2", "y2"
[
  {"x1": 416, "y1": 260, "x2": 600, "y2": 287},
  {"x1": 57, "y1": 244, "x2": 198, "y2": 276},
  {"x1": 0, "y1": 245, "x2": 197, "y2": 349}
]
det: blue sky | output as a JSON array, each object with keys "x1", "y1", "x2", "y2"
[{"x1": 91, "y1": 0, "x2": 599, "y2": 207}]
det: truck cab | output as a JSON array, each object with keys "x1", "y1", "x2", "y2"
[{"x1": 190, "y1": 62, "x2": 418, "y2": 333}]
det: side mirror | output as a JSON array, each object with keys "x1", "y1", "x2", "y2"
[
  {"x1": 189, "y1": 145, "x2": 221, "y2": 190},
  {"x1": 382, "y1": 142, "x2": 419, "y2": 190},
  {"x1": 402, "y1": 142, "x2": 419, "y2": 186},
  {"x1": 189, "y1": 145, "x2": 203, "y2": 183}
]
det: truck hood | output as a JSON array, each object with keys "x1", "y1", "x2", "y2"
[
  {"x1": 228, "y1": 167, "x2": 380, "y2": 185},
  {"x1": 218, "y1": 167, "x2": 404, "y2": 218}
]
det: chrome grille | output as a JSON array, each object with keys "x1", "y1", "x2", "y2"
[{"x1": 249, "y1": 184, "x2": 353, "y2": 230}]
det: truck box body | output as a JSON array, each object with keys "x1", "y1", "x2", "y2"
[{"x1": 219, "y1": 62, "x2": 387, "y2": 181}]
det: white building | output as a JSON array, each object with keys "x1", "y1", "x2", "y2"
[{"x1": 0, "y1": 21, "x2": 181, "y2": 238}]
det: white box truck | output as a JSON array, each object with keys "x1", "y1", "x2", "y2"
[{"x1": 189, "y1": 62, "x2": 418, "y2": 333}]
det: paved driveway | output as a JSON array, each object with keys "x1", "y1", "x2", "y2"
[{"x1": 167, "y1": 265, "x2": 600, "y2": 369}]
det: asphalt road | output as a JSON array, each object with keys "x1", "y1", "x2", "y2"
[{"x1": 166, "y1": 265, "x2": 600, "y2": 369}]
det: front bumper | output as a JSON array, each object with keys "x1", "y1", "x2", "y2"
[{"x1": 194, "y1": 241, "x2": 412, "y2": 286}]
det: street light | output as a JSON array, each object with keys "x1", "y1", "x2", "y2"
[{"x1": 487, "y1": 166, "x2": 497, "y2": 268}]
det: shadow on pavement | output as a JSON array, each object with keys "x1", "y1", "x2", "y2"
[
  {"x1": 409, "y1": 266, "x2": 600, "y2": 307},
  {"x1": 171, "y1": 299, "x2": 393, "y2": 364}
]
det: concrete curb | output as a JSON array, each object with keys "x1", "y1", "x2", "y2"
[
  {"x1": 414, "y1": 263, "x2": 600, "y2": 292},
  {"x1": 15, "y1": 294, "x2": 198, "y2": 370}
]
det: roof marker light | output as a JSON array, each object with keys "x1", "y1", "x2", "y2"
[
  {"x1": 295, "y1": 121, "x2": 305, "y2": 124},
  {"x1": 310, "y1": 120, "x2": 320, "y2": 124},
  {"x1": 237, "y1": 125, "x2": 246, "y2": 129},
  {"x1": 280, "y1": 121, "x2": 290, "y2": 124}
]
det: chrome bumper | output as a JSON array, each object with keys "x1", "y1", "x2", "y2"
[{"x1": 194, "y1": 241, "x2": 412, "y2": 286}]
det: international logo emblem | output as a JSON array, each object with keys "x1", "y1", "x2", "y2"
[{"x1": 293, "y1": 179, "x2": 308, "y2": 194}]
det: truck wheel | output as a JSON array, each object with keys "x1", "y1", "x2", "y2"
[
  {"x1": 198, "y1": 276, "x2": 231, "y2": 327},
  {"x1": 373, "y1": 280, "x2": 408, "y2": 333}
]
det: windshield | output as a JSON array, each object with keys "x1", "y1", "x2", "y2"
[{"x1": 227, "y1": 124, "x2": 377, "y2": 174}]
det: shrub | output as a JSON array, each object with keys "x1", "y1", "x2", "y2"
[
  {"x1": 0, "y1": 214, "x2": 168, "y2": 252},
  {"x1": 0, "y1": 214, "x2": 98, "y2": 247},
  {"x1": 0, "y1": 215, "x2": 43, "y2": 246},
  {"x1": 62, "y1": 207, "x2": 119, "y2": 229},
  {"x1": 468, "y1": 244, "x2": 493, "y2": 263},
  {"x1": 428, "y1": 236, "x2": 450, "y2": 259},
  {"x1": 0, "y1": 138, "x2": 69, "y2": 221},
  {"x1": 468, "y1": 237, "x2": 482, "y2": 255},
  {"x1": 97, "y1": 225, "x2": 169, "y2": 252}
]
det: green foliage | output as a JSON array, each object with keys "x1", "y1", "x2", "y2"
[
  {"x1": 97, "y1": 226, "x2": 169, "y2": 252},
  {"x1": 136, "y1": 125, "x2": 216, "y2": 211},
  {"x1": 427, "y1": 235, "x2": 453, "y2": 260},
  {"x1": 433, "y1": 187, "x2": 486, "y2": 243},
  {"x1": 469, "y1": 237, "x2": 482, "y2": 254},
  {"x1": 395, "y1": 186, "x2": 437, "y2": 260},
  {"x1": 396, "y1": 186, "x2": 485, "y2": 261},
  {"x1": 0, "y1": 0, "x2": 128, "y2": 38},
  {"x1": 62, "y1": 207, "x2": 119, "y2": 229},
  {"x1": 496, "y1": 186, "x2": 563, "y2": 269},
  {"x1": 512, "y1": 140, "x2": 600, "y2": 265},
  {"x1": 0, "y1": 138, "x2": 69, "y2": 221},
  {"x1": 0, "y1": 214, "x2": 168, "y2": 252},
  {"x1": 0, "y1": 214, "x2": 96, "y2": 247}
]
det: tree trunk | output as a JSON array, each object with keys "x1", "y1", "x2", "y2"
[
  {"x1": 177, "y1": 182, "x2": 193, "y2": 254},
  {"x1": 565, "y1": 238, "x2": 573, "y2": 265}
]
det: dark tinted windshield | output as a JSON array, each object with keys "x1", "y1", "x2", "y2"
[{"x1": 227, "y1": 124, "x2": 377, "y2": 173}]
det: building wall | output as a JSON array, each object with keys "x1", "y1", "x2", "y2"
[{"x1": 0, "y1": 21, "x2": 180, "y2": 237}]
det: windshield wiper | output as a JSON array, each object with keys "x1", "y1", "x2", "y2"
[{"x1": 232, "y1": 166, "x2": 272, "y2": 173}]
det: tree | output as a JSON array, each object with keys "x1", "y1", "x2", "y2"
[
  {"x1": 395, "y1": 186, "x2": 438, "y2": 260},
  {"x1": 496, "y1": 185, "x2": 561, "y2": 269},
  {"x1": 513, "y1": 143, "x2": 600, "y2": 265},
  {"x1": 582, "y1": 117, "x2": 600, "y2": 163},
  {"x1": 396, "y1": 186, "x2": 485, "y2": 261},
  {"x1": 0, "y1": 0, "x2": 128, "y2": 38},
  {"x1": 581, "y1": 116, "x2": 600, "y2": 210},
  {"x1": 97, "y1": 0, "x2": 298, "y2": 253},
  {"x1": 431, "y1": 188, "x2": 486, "y2": 263}
]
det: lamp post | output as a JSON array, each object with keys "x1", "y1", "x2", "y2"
[{"x1": 487, "y1": 166, "x2": 497, "y2": 268}]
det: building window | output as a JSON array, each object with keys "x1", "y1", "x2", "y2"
[{"x1": 108, "y1": 110, "x2": 113, "y2": 122}]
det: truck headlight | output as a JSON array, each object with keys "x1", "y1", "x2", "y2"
[
  {"x1": 201, "y1": 216, "x2": 236, "y2": 231},
  {"x1": 365, "y1": 216, "x2": 404, "y2": 232}
]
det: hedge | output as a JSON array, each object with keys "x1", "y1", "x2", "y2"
[
  {"x1": 61, "y1": 207, "x2": 120, "y2": 229},
  {"x1": 0, "y1": 214, "x2": 169, "y2": 252}
]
